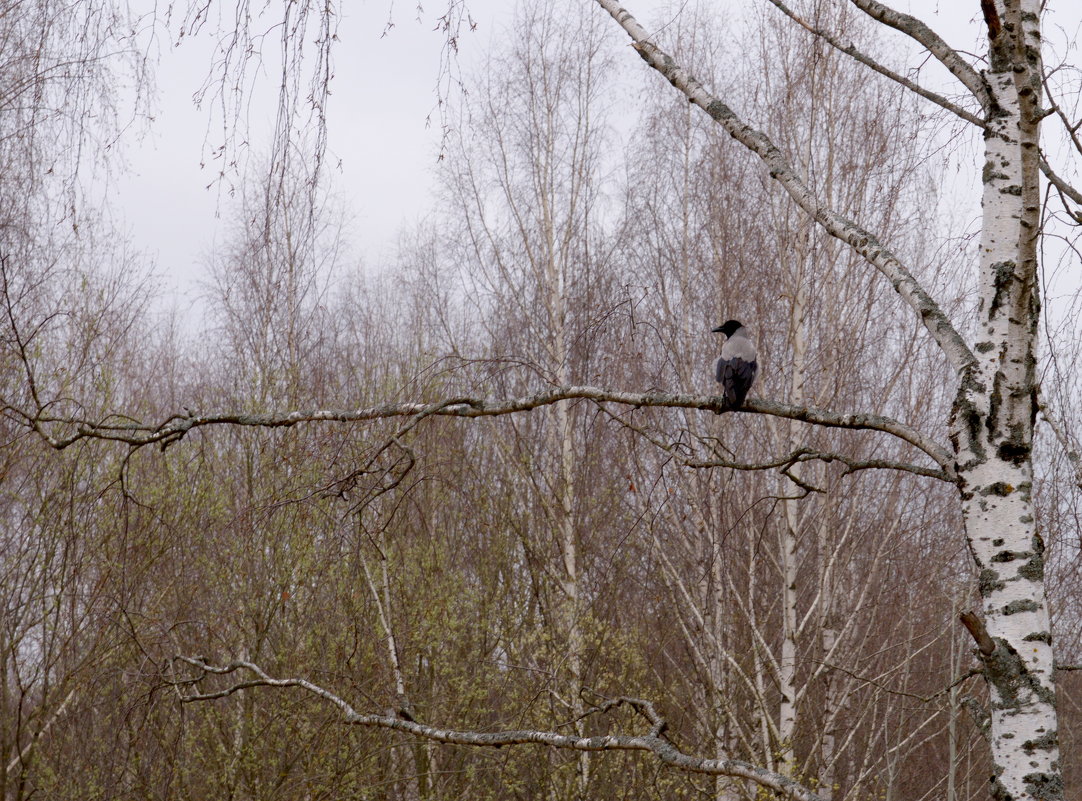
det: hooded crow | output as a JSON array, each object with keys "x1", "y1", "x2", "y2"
[{"x1": 712, "y1": 320, "x2": 757, "y2": 410}]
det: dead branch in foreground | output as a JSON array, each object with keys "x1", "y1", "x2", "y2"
[{"x1": 170, "y1": 655, "x2": 827, "y2": 801}]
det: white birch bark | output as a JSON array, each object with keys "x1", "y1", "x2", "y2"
[
  {"x1": 593, "y1": 1, "x2": 1063, "y2": 799},
  {"x1": 550, "y1": 275, "x2": 590, "y2": 799},
  {"x1": 818, "y1": 625, "x2": 837, "y2": 801},
  {"x1": 774, "y1": 256, "x2": 808, "y2": 776},
  {"x1": 360, "y1": 541, "x2": 422, "y2": 801},
  {"x1": 951, "y1": 3, "x2": 1059, "y2": 799}
]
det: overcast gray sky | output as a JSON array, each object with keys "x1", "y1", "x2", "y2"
[
  {"x1": 112, "y1": 1, "x2": 1078, "y2": 308},
  {"x1": 115, "y1": 0, "x2": 493, "y2": 298}
]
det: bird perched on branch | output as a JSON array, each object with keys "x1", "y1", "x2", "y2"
[{"x1": 712, "y1": 320, "x2": 757, "y2": 411}]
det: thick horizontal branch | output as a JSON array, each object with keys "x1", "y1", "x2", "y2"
[
  {"x1": 594, "y1": 0, "x2": 975, "y2": 375},
  {"x1": 21, "y1": 385, "x2": 955, "y2": 477},
  {"x1": 172, "y1": 656, "x2": 826, "y2": 801}
]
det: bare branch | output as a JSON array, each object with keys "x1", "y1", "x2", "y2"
[
  {"x1": 171, "y1": 656, "x2": 827, "y2": 801},
  {"x1": 812, "y1": 659, "x2": 981, "y2": 703},
  {"x1": 1036, "y1": 389, "x2": 1082, "y2": 488},
  {"x1": 594, "y1": 0, "x2": 976, "y2": 376},
  {"x1": 765, "y1": 0, "x2": 985, "y2": 128},
  {"x1": 1039, "y1": 155, "x2": 1082, "y2": 220},
  {"x1": 747, "y1": 398, "x2": 954, "y2": 475},
  {"x1": 762, "y1": 2, "x2": 1082, "y2": 224},
  {"x1": 686, "y1": 447, "x2": 951, "y2": 482},
  {"x1": 5, "y1": 688, "x2": 76, "y2": 776},
  {"x1": 574, "y1": 690, "x2": 668, "y2": 738},
  {"x1": 1044, "y1": 69, "x2": 1082, "y2": 160},
  {"x1": 21, "y1": 385, "x2": 955, "y2": 476},
  {"x1": 847, "y1": 0, "x2": 991, "y2": 112},
  {"x1": 958, "y1": 611, "x2": 996, "y2": 656},
  {"x1": 594, "y1": 404, "x2": 952, "y2": 481}
]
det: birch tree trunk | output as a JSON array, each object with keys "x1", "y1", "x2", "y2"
[
  {"x1": 594, "y1": 0, "x2": 1065, "y2": 798},
  {"x1": 776, "y1": 251, "x2": 808, "y2": 777},
  {"x1": 952, "y1": 3, "x2": 1059, "y2": 798}
]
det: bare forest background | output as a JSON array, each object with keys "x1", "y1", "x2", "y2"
[{"x1": 1, "y1": 0, "x2": 1082, "y2": 800}]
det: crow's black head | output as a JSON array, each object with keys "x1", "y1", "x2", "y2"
[{"x1": 711, "y1": 320, "x2": 744, "y2": 338}]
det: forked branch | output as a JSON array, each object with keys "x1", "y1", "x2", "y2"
[
  {"x1": 765, "y1": 0, "x2": 984, "y2": 127},
  {"x1": 753, "y1": 1, "x2": 1082, "y2": 223},
  {"x1": 593, "y1": 404, "x2": 952, "y2": 482},
  {"x1": 846, "y1": 0, "x2": 991, "y2": 111},
  {"x1": 686, "y1": 447, "x2": 951, "y2": 482},
  {"x1": 593, "y1": 0, "x2": 976, "y2": 375},
  {"x1": 15, "y1": 386, "x2": 955, "y2": 477},
  {"x1": 170, "y1": 656, "x2": 827, "y2": 801}
]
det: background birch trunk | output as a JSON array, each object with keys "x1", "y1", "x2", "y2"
[{"x1": 438, "y1": 3, "x2": 618, "y2": 795}]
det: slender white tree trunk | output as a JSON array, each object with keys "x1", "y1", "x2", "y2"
[
  {"x1": 947, "y1": 617, "x2": 961, "y2": 801},
  {"x1": 542, "y1": 177, "x2": 589, "y2": 798},
  {"x1": 556, "y1": 390, "x2": 589, "y2": 798},
  {"x1": 776, "y1": 250, "x2": 809, "y2": 775},
  {"x1": 818, "y1": 625, "x2": 837, "y2": 801},
  {"x1": 360, "y1": 539, "x2": 421, "y2": 801},
  {"x1": 952, "y1": 3, "x2": 1059, "y2": 800}
]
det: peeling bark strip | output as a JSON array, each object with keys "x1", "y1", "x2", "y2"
[
  {"x1": 172, "y1": 657, "x2": 828, "y2": 801},
  {"x1": 592, "y1": 2, "x2": 1062, "y2": 800},
  {"x1": 981, "y1": 0, "x2": 1002, "y2": 40}
]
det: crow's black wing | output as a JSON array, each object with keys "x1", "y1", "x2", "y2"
[{"x1": 716, "y1": 358, "x2": 758, "y2": 409}]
